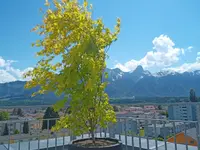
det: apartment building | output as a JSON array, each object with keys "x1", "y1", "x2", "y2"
[
  {"x1": 145, "y1": 122, "x2": 195, "y2": 138},
  {"x1": 168, "y1": 103, "x2": 197, "y2": 121},
  {"x1": 0, "y1": 116, "x2": 36, "y2": 135},
  {"x1": 114, "y1": 118, "x2": 138, "y2": 135}
]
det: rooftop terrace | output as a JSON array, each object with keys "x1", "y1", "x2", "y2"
[{"x1": 0, "y1": 117, "x2": 199, "y2": 150}]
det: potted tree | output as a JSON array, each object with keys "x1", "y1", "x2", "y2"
[{"x1": 25, "y1": 0, "x2": 121, "y2": 149}]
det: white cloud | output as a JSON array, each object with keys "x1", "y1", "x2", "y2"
[
  {"x1": 114, "y1": 60, "x2": 139, "y2": 72},
  {"x1": 0, "y1": 57, "x2": 6, "y2": 67},
  {"x1": 6, "y1": 67, "x2": 33, "y2": 81},
  {"x1": 185, "y1": 46, "x2": 193, "y2": 53},
  {"x1": 0, "y1": 56, "x2": 33, "y2": 83},
  {"x1": 114, "y1": 35, "x2": 183, "y2": 72},
  {"x1": 188, "y1": 46, "x2": 193, "y2": 50},
  {"x1": 163, "y1": 63, "x2": 200, "y2": 73},
  {"x1": 0, "y1": 70, "x2": 16, "y2": 83},
  {"x1": 163, "y1": 52, "x2": 200, "y2": 73},
  {"x1": 0, "y1": 57, "x2": 17, "y2": 68},
  {"x1": 196, "y1": 57, "x2": 200, "y2": 63}
]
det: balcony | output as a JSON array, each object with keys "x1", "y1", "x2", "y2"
[{"x1": 0, "y1": 117, "x2": 199, "y2": 150}]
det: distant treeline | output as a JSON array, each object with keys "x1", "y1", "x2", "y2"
[
  {"x1": 0, "y1": 99, "x2": 51, "y2": 106},
  {"x1": 0, "y1": 96, "x2": 200, "y2": 106}
]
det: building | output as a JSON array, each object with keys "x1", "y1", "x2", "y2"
[
  {"x1": 114, "y1": 118, "x2": 138, "y2": 135},
  {"x1": 144, "y1": 122, "x2": 195, "y2": 138},
  {"x1": 168, "y1": 103, "x2": 197, "y2": 121},
  {"x1": 0, "y1": 116, "x2": 36, "y2": 135},
  {"x1": 125, "y1": 106, "x2": 143, "y2": 112},
  {"x1": 168, "y1": 128, "x2": 198, "y2": 146},
  {"x1": 116, "y1": 111, "x2": 162, "y2": 127},
  {"x1": 144, "y1": 105, "x2": 156, "y2": 112}
]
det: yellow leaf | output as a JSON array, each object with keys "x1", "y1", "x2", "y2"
[
  {"x1": 85, "y1": 79, "x2": 92, "y2": 90},
  {"x1": 84, "y1": 0, "x2": 88, "y2": 7}
]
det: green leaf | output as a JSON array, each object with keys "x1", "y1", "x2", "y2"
[
  {"x1": 53, "y1": 98, "x2": 67, "y2": 112},
  {"x1": 104, "y1": 72, "x2": 108, "y2": 79}
]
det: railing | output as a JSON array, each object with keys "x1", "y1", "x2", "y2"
[{"x1": 0, "y1": 117, "x2": 199, "y2": 150}]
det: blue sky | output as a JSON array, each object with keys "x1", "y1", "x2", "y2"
[{"x1": 0, "y1": 0, "x2": 200, "y2": 82}]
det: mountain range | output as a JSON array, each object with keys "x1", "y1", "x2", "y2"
[
  {"x1": 105, "y1": 66, "x2": 200, "y2": 97},
  {"x1": 0, "y1": 66, "x2": 200, "y2": 101}
]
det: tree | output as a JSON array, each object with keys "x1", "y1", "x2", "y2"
[
  {"x1": 0, "y1": 111, "x2": 9, "y2": 121},
  {"x1": 113, "y1": 105, "x2": 119, "y2": 112},
  {"x1": 24, "y1": 0, "x2": 120, "y2": 144},
  {"x1": 160, "y1": 111, "x2": 168, "y2": 118},
  {"x1": 42, "y1": 107, "x2": 59, "y2": 130},
  {"x1": 190, "y1": 89, "x2": 197, "y2": 102},
  {"x1": 166, "y1": 112, "x2": 168, "y2": 118},
  {"x1": 158, "y1": 105, "x2": 162, "y2": 110},
  {"x1": 23, "y1": 121, "x2": 29, "y2": 134},
  {"x1": 17, "y1": 108, "x2": 23, "y2": 117},
  {"x1": 12, "y1": 108, "x2": 17, "y2": 115},
  {"x1": 65, "y1": 106, "x2": 71, "y2": 115},
  {"x1": 14, "y1": 129, "x2": 20, "y2": 134},
  {"x1": 3, "y1": 123, "x2": 9, "y2": 136}
]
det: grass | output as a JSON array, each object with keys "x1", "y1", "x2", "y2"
[{"x1": 139, "y1": 129, "x2": 145, "y2": 136}]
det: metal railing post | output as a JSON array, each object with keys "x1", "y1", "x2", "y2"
[
  {"x1": 172, "y1": 122, "x2": 177, "y2": 150},
  {"x1": 153, "y1": 120, "x2": 158, "y2": 150},
  {"x1": 196, "y1": 122, "x2": 200, "y2": 150},
  {"x1": 100, "y1": 127, "x2": 102, "y2": 138},
  {"x1": 138, "y1": 119, "x2": 142, "y2": 150},
  {"x1": 145, "y1": 119, "x2": 149, "y2": 150},
  {"x1": 62, "y1": 129, "x2": 65, "y2": 150},
  {"x1": 70, "y1": 130, "x2": 72, "y2": 141},
  {"x1": 47, "y1": 119, "x2": 49, "y2": 150},
  {"x1": 119, "y1": 119, "x2": 121, "y2": 141},
  {"x1": 108, "y1": 123, "x2": 111, "y2": 138},
  {"x1": 163, "y1": 121, "x2": 167, "y2": 150},
  {"x1": 55, "y1": 119, "x2": 57, "y2": 150},
  {"x1": 124, "y1": 118, "x2": 128, "y2": 150},
  {"x1": 184, "y1": 123, "x2": 188, "y2": 150},
  {"x1": 28, "y1": 121, "x2": 31, "y2": 150},
  {"x1": 38, "y1": 120, "x2": 40, "y2": 150},
  {"x1": 131, "y1": 119, "x2": 135, "y2": 150},
  {"x1": 18, "y1": 122, "x2": 21, "y2": 150},
  {"x1": 104, "y1": 127, "x2": 107, "y2": 138},
  {"x1": 8, "y1": 122, "x2": 10, "y2": 150}
]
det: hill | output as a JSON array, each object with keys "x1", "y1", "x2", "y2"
[{"x1": 0, "y1": 66, "x2": 199, "y2": 103}]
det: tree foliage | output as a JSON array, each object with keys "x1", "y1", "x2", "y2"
[
  {"x1": 12, "y1": 108, "x2": 17, "y2": 115},
  {"x1": 42, "y1": 107, "x2": 59, "y2": 130},
  {"x1": 158, "y1": 105, "x2": 162, "y2": 110},
  {"x1": 190, "y1": 89, "x2": 197, "y2": 102},
  {"x1": 113, "y1": 105, "x2": 119, "y2": 112},
  {"x1": 3, "y1": 123, "x2": 9, "y2": 136},
  {"x1": 160, "y1": 111, "x2": 168, "y2": 118},
  {"x1": 13, "y1": 108, "x2": 24, "y2": 117},
  {"x1": 23, "y1": 121, "x2": 29, "y2": 134},
  {"x1": 0, "y1": 111, "x2": 9, "y2": 121},
  {"x1": 65, "y1": 106, "x2": 71, "y2": 115},
  {"x1": 14, "y1": 129, "x2": 20, "y2": 134},
  {"x1": 24, "y1": 0, "x2": 120, "y2": 141}
]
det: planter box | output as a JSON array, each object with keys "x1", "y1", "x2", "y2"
[{"x1": 68, "y1": 138, "x2": 122, "y2": 150}]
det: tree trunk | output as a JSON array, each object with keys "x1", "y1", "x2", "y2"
[{"x1": 91, "y1": 130, "x2": 95, "y2": 144}]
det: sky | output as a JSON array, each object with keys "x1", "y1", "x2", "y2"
[{"x1": 0, "y1": 0, "x2": 200, "y2": 82}]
